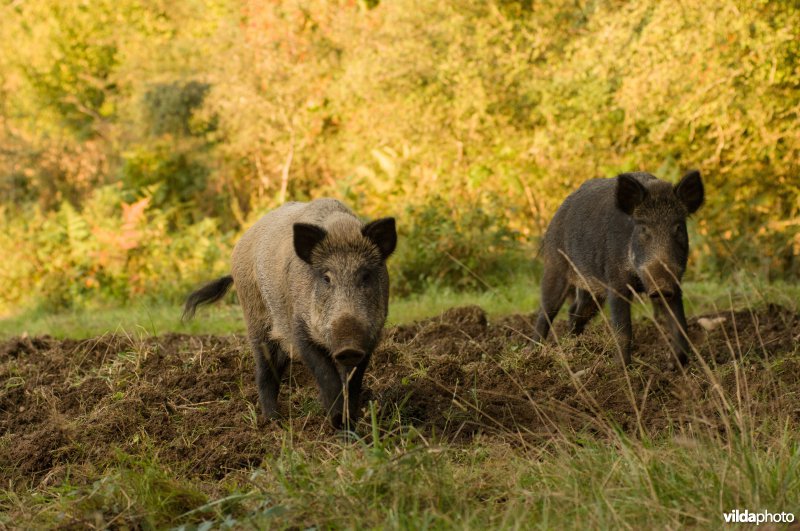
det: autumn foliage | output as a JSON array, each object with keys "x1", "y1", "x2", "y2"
[{"x1": 0, "y1": 0, "x2": 798, "y2": 312}]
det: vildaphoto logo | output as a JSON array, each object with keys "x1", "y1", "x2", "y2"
[{"x1": 723, "y1": 509, "x2": 795, "y2": 525}]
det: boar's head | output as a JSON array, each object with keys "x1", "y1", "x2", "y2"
[
  {"x1": 293, "y1": 217, "x2": 396, "y2": 366},
  {"x1": 616, "y1": 170, "x2": 704, "y2": 300}
]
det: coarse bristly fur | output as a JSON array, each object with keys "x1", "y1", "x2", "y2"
[
  {"x1": 533, "y1": 170, "x2": 704, "y2": 367},
  {"x1": 183, "y1": 198, "x2": 397, "y2": 429}
]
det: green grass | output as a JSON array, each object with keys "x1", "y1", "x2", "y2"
[
  {"x1": 2, "y1": 273, "x2": 797, "y2": 340},
  {"x1": 0, "y1": 301, "x2": 246, "y2": 340},
  {"x1": 4, "y1": 414, "x2": 799, "y2": 529},
  {"x1": 2, "y1": 274, "x2": 800, "y2": 528}
]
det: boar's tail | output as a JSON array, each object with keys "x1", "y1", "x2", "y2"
[{"x1": 182, "y1": 275, "x2": 234, "y2": 321}]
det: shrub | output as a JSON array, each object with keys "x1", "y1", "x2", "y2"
[{"x1": 391, "y1": 197, "x2": 533, "y2": 296}]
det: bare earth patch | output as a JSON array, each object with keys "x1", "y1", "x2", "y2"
[{"x1": 2, "y1": 304, "x2": 799, "y2": 485}]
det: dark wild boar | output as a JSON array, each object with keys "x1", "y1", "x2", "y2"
[
  {"x1": 533, "y1": 171, "x2": 704, "y2": 366},
  {"x1": 183, "y1": 199, "x2": 397, "y2": 429}
]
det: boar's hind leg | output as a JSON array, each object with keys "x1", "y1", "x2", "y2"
[
  {"x1": 653, "y1": 295, "x2": 690, "y2": 367},
  {"x1": 568, "y1": 289, "x2": 605, "y2": 335},
  {"x1": 608, "y1": 293, "x2": 633, "y2": 366},
  {"x1": 534, "y1": 265, "x2": 570, "y2": 343},
  {"x1": 251, "y1": 338, "x2": 288, "y2": 419}
]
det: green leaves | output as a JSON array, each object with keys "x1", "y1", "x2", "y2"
[{"x1": 2, "y1": 0, "x2": 800, "y2": 312}]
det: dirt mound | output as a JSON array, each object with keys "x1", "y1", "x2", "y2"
[{"x1": 2, "y1": 304, "x2": 799, "y2": 485}]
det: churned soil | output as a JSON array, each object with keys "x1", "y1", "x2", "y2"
[{"x1": 2, "y1": 304, "x2": 799, "y2": 485}]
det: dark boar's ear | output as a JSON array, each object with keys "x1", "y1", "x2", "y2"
[
  {"x1": 675, "y1": 170, "x2": 704, "y2": 214},
  {"x1": 293, "y1": 223, "x2": 327, "y2": 264},
  {"x1": 362, "y1": 217, "x2": 397, "y2": 260},
  {"x1": 616, "y1": 174, "x2": 647, "y2": 215}
]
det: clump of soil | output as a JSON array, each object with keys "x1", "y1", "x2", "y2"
[{"x1": 2, "y1": 304, "x2": 799, "y2": 485}]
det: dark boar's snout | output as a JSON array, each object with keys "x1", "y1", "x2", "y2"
[
  {"x1": 648, "y1": 287, "x2": 675, "y2": 300},
  {"x1": 331, "y1": 315, "x2": 370, "y2": 367},
  {"x1": 642, "y1": 262, "x2": 680, "y2": 300}
]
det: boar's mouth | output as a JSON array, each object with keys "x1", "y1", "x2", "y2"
[{"x1": 332, "y1": 347, "x2": 367, "y2": 367}]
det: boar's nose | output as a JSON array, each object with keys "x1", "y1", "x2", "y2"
[
  {"x1": 331, "y1": 315, "x2": 369, "y2": 366},
  {"x1": 649, "y1": 288, "x2": 675, "y2": 300},
  {"x1": 332, "y1": 347, "x2": 366, "y2": 367}
]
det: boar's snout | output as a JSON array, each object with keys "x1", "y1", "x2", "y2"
[
  {"x1": 332, "y1": 347, "x2": 367, "y2": 366},
  {"x1": 641, "y1": 262, "x2": 681, "y2": 301},
  {"x1": 331, "y1": 315, "x2": 370, "y2": 367},
  {"x1": 648, "y1": 288, "x2": 675, "y2": 300}
]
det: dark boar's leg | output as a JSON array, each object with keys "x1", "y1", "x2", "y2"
[
  {"x1": 251, "y1": 337, "x2": 288, "y2": 419},
  {"x1": 534, "y1": 265, "x2": 570, "y2": 342},
  {"x1": 293, "y1": 330, "x2": 348, "y2": 428},
  {"x1": 568, "y1": 288, "x2": 605, "y2": 335},
  {"x1": 653, "y1": 294, "x2": 690, "y2": 366},
  {"x1": 608, "y1": 293, "x2": 633, "y2": 365}
]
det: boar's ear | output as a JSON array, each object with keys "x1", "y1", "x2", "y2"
[
  {"x1": 675, "y1": 170, "x2": 704, "y2": 214},
  {"x1": 293, "y1": 223, "x2": 327, "y2": 264},
  {"x1": 362, "y1": 217, "x2": 397, "y2": 260},
  {"x1": 616, "y1": 174, "x2": 647, "y2": 215}
]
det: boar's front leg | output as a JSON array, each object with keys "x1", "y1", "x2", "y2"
[
  {"x1": 339, "y1": 354, "x2": 372, "y2": 427},
  {"x1": 292, "y1": 325, "x2": 347, "y2": 428},
  {"x1": 251, "y1": 337, "x2": 289, "y2": 419},
  {"x1": 653, "y1": 294, "x2": 690, "y2": 367},
  {"x1": 608, "y1": 292, "x2": 633, "y2": 365}
]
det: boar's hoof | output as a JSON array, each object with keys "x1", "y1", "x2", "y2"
[
  {"x1": 333, "y1": 348, "x2": 366, "y2": 367},
  {"x1": 666, "y1": 355, "x2": 689, "y2": 371},
  {"x1": 330, "y1": 413, "x2": 343, "y2": 429},
  {"x1": 258, "y1": 410, "x2": 283, "y2": 427},
  {"x1": 329, "y1": 412, "x2": 356, "y2": 431}
]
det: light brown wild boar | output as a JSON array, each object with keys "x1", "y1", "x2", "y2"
[{"x1": 183, "y1": 199, "x2": 397, "y2": 429}]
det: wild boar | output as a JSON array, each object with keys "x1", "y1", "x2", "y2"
[
  {"x1": 183, "y1": 199, "x2": 397, "y2": 429},
  {"x1": 532, "y1": 170, "x2": 704, "y2": 366}
]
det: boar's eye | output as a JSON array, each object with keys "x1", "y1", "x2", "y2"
[
  {"x1": 672, "y1": 222, "x2": 683, "y2": 235},
  {"x1": 323, "y1": 272, "x2": 332, "y2": 285},
  {"x1": 359, "y1": 270, "x2": 372, "y2": 286}
]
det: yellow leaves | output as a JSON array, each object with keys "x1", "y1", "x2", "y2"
[
  {"x1": 90, "y1": 197, "x2": 151, "y2": 269},
  {"x1": 1, "y1": 184, "x2": 231, "y2": 310},
  {"x1": 764, "y1": 217, "x2": 800, "y2": 255},
  {"x1": 371, "y1": 148, "x2": 399, "y2": 180},
  {"x1": 122, "y1": 197, "x2": 148, "y2": 226},
  {"x1": 3, "y1": 0, "x2": 800, "y2": 310},
  {"x1": 767, "y1": 217, "x2": 800, "y2": 232},
  {"x1": 119, "y1": 197, "x2": 150, "y2": 250}
]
